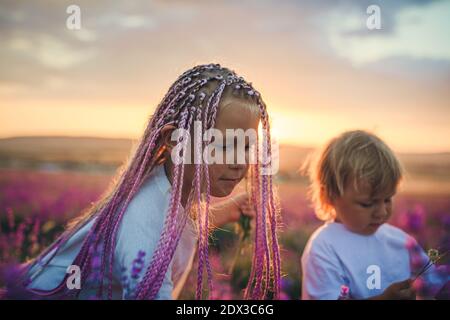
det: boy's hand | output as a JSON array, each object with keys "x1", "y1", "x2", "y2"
[{"x1": 378, "y1": 279, "x2": 416, "y2": 300}]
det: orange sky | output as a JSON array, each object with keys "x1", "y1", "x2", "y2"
[{"x1": 1, "y1": 0, "x2": 449, "y2": 153}]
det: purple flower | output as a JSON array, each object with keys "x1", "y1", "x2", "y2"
[
  {"x1": 121, "y1": 250, "x2": 146, "y2": 299},
  {"x1": 0, "y1": 263, "x2": 35, "y2": 299},
  {"x1": 440, "y1": 214, "x2": 450, "y2": 229},
  {"x1": 279, "y1": 291, "x2": 290, "y2": 300},
  {"x1": 435, "y1": 280, "x2": 450, "y2": 300},
  {"x1": 401, "y1": 205, "x2": 425, "y2": 233},
  {"x1": 86, "y1": 242, "x2": 104, "y2": 288},
  {"x1": 131, "y1": 250, "x2": 146, "y2": 280},
  {"x1": 6, "y1": 207, "x2": 15, "y2": 230},
  {"x1": 280, "y1": 277, "x2": 293, "y2": 291}
]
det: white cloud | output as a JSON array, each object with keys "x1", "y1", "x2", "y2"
[
  {"x1": 97, "y1": 13, "x2": 158, "y2": 30},
  {"x1": 71, "y1": 29, "x2": 98, "y2": 42},
  {"x1": 325, "y1": 0, "x2": 450, "y2": 65},
  {"x1": 118, "y1": 15, "x2": 152, "y2": 28},
  {"x1": 8, "y1": 34, "x2": 97, "y2": 69}
]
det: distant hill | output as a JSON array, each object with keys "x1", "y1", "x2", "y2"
[
  {"x1": 0, "y1": 136, "x2": 134, "y2": 172},
  {"x1": 0, "y1": 136, "x2": 449, "y2": 193},
  {"x1": 0, "y1": 136, "x2": 314, "y2": 174}
]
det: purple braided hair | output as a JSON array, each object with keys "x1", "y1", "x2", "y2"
[{"x1": 23, "y1": 64, "x2": 281, "y2": 300}]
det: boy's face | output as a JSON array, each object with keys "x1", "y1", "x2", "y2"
[{"x1": 332, "y1": 180, "x2": 396, "y2": 235}]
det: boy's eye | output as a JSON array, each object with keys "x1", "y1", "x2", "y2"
[{"x1": 359, "y1": 202, "x2": 373, "y2": 208}]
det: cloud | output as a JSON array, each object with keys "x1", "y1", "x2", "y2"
[
  {"x1": 324, "y1": 0, "x2": 450, "y2": 65},
  {"x1": 96, "y1": 13, "x2": 158, "y2": 30},
  {"x1": 7, "y1": 34, "x2": 97, "y2": 69},
  {"x1": 71, "y1": 29, "x2": 97, "y2": 42}
]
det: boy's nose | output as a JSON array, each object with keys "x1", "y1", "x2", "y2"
[{"x1": 373, "y1": 203, "x2": 388, "y2": 219}]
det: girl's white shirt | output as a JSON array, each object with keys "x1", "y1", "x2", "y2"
[{"x1": 27, "y1": 164, "x2": 198, "y2": 299}]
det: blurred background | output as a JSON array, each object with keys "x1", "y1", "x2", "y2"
[{"x1": 0, "y1": 0, "x2": 449, "y2": 299}]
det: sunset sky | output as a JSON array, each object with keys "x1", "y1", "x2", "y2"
[{"x1": 1, "y1": 0, "x2": 449, "y2": 153}]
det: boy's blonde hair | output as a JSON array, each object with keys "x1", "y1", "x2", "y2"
[{"x1": 306, "y1": 130, "x2": 403, "y2": 221}]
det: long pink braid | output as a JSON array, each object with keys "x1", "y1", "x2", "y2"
[
  {"x1": 22, "y1": 64, "x2": 280, "y2": 300},
  {"x1": 244, "y1": 103, "x2": 281, "y2": 299},
  {"x1": 195, "y1": 83, "x2": 226, "y2": 299},
  {"x1": 263, "y1": 116, "x2": 282, "y2": 297}
]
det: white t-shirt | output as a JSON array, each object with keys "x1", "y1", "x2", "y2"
[
  {"x1": 26, "y1": 164, "x2": 197, "y2": 299},
  {"x1": 301, "y1": 222, "x2": 445, "y2": 300}
]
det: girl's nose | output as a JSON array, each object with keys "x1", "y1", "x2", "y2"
[{"x1": 228, "y1": 162, "x2": 246, "y2": 172}]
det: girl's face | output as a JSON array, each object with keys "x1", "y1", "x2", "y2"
[
  {"x1": 207, "y1": 98, "x2": 260, "y2": 197},
  {"x1": 182, "y1": 97, "x2": 260, "y2": 198},
  {"x1": 162, "y1": 96, "x2": 260, "y2": 204},
  {"x1": 332, "y1": 180, "x2": 396, "y2": 235}
]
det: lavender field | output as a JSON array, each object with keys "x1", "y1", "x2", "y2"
[{"x1": 1, "y1": 165, "x2": 448, "y2": 299}]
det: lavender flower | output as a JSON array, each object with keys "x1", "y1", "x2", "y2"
[
  {"x1": 121, "y1": 250, "x2": 146, "y2": 299},
  {"x1": 0, "y1": 263, "x2": 35, "y2": 300},
  {"x1": 400, "y1": 205, "x2": 425, "y2": 233},
  {"x1": 435, "y1": 280, "x2": 450, "y2": 300},
  {"x1": 131, "y1": 250, "x2": 146, "y2": 280},
  {"x1": 85, "y1": 242, "x2": 104, "y2": 299}
]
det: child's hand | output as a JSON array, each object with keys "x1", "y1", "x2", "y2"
[
  {"x1": 378, "y1": 279, "x2": 416, "y2": 300},
  {"x1": 229, "y1": 192, "x2": 255, "y2": 223},
  {"x1": 210, "y1": 192, "x2": 255, "y2": 228}
]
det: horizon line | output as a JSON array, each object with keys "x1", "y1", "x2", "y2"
[{"x1": 1, "y1": 134, "x2": 449, "y2": 155}]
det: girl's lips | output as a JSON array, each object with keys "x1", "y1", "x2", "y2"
[
  {"x1": 221, "y1": 179, "x2": 239, "y2": 184},
  {"x1": 220, "y1": 178, "x2": 241, "y2": 186},
  {"x1": 220, "y1": 177, "x2": 242, "y2": 182}
]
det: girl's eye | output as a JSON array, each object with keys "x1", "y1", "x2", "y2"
[
  {"x1": 221, "y1": 144, "x2": 250, "y2": 150},
  {"x1": 384, "y1": 198, "x2": 392, "y2": 204}
]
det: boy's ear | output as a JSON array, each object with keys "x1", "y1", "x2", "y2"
[
  {"x1": 322, "y1": 186, "x2": 335, "y2": 205},
  {"x1": 160, "y1": 124, "x2": 177, "y2": 151}
]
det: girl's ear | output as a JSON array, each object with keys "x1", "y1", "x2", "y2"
[{"x1": 160, "y1": 124, "x2": 177, "y2": 151}]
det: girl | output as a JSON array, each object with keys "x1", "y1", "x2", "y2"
[
  {"x1": 15, "y1": 64, "x2": 281, "y2": 300},
  {"x1": 301, "y1": 130, "x2": 448, "y2": 299}
]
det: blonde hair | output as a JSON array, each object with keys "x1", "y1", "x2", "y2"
[{"x1": 305, "y1": 130, "x2": 403, "y2": 221}]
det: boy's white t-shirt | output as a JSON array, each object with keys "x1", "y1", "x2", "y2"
[
  {"x1": 26, "y1": 164, "x2": 197, "y2": 299},
  {"x1": 301, "y1": 222, "x2": 435, "y2": 300}
]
